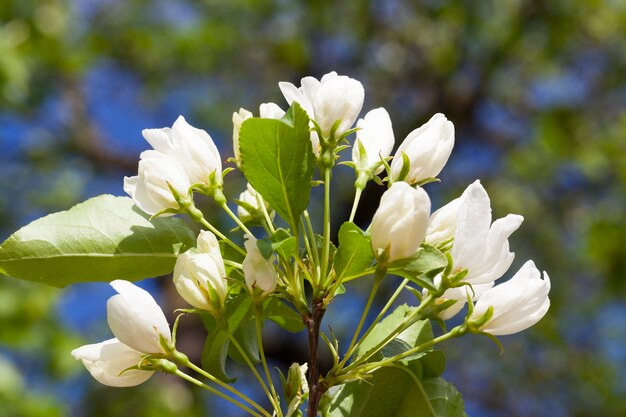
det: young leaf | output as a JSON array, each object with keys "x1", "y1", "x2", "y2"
[
  {"x1": 227, "y1": 320, "x2": 261, "y2": 365},
  {"x1": 422, "y1": 378, "x2": 467, "y2": 417},
  {"x1": 263, "y1": 297, "x2": 305, "y2": 333},
  {"x1": 333, "y1": 222, "x2": 374, "y2": 283},
  {"x1": 0, "y1": 195, "x2": 195, "y2": 287},
  {"x1": 200, "y1": 293, "x2": 255, "y2": 382},
  {"x1": 239, "y1": 102, "x2": 314, "y2": 230},
  {"x1": 388, "y1": 244, "x2": 448, "y2": 291}
]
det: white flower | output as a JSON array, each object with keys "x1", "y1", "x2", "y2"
[
  {"x1": 107, "y1": 280, "x2": 172, "y2": 354},
  {"x1": 425, "y1": 195, "x2": 462, "y2": 245},
  {"x1": 173, "y1": 231, "x2": 228, "y2": 314},
  {"x1": 259, "y1": 102, "x2": 286, "y2": 119},
  {"x1": 232, "y1": 108, "x2": 253, "y2": 166},
  {"x1": 71, "y1": 338, "x2": 154, "y2": 387},
  {"x1": 279, "y1": 71, "x2": 364, "y2": 139},
  {"x1": 242, "y1": 234, "x2": 278, "y2": 295},
  {"x1": 123, "y1": 151, "x2": 191, "y2": 216},
  {"x1": 233, "y1": 103, "x2": 285, "y2": 166},
  {"x1": 390, "y1": 113, "x2": 455, "y2": 184},
  {"x1": 352, "y1": 108, "x2": 395, "y2": 175},
  {"x1": 470, "y1": 260, "x2": 551, "y2": 335},
  {"x1": 237, "y1": 183, "x2": 272, "y2": 223},
  {"x1": 142, "y1": 116, "x2": 222, "y2": 185},
  {"x1": 448, "y1": 181, "x2": 523, "y2": 290},
  {"x1": 370, "y1": 182, "x2": 431, "y2": 262}
]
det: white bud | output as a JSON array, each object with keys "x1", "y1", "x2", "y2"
[
  {"x1": 237, "y1": 183, "x2": 272, "y2": 223},
  {"x1": 123, "y1": 151, "x2": 190, "y2": 216},
  {"x1": 390, "y1": 113, "x2": 455, "y2": 184},
  {"x1": 71, "y1": 338, "x2": 154, "y2": 387},
  {"x1": 370, "y1": 182, "x2": 431, "y2": 262},
  {"x1": 352, "y1": 108, "x2": 395, "y2": 175},
  {"x1": 259, "y1": 102, "x2": 286, "y2": 119},
  {"x1": 173, "y1": 231, "x2": 228, "y2": 314},
  {"x1": 106, "y1": 280, "x2": 171, "y2": 354},
  {"x1": 470, "y1": 260, "x2": 550, "y2": 335},
  {"x1": 232, "y1": 108, "x2": 253, "y2": 166},
  {"x1": 279, "y1": 71, "x2": 365, "y2": 139},
  {"x1": 242, "y1": 234, "x2": 278, "y2": 296}
]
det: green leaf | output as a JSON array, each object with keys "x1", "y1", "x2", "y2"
[
  {"x1": 422, "y1": 378, "x2": 467, "y2": 417},
  {"x1": 333, "y1": 222, "x2": 374, "y2": 283},
  {"x1": 329, "y1": 370, "x2": 466, "y2": 417},
  {"x1": 239, "y1": 102, "x2": 314, "y2": 230},
  {"x1": 388, "y1": 244, "x2": 448, "y2": 291},
  {"x1": 329, "y1": 366, "x2": 434, "y2": 417},
  {"x1": 201, "y1": 293, "x2": 255, "y2": 382},
  {"x1": 354, "y1": 304, "x2": 433, "y2": 364},
  {"x1": 263, "y1": 297, "x2": 305, "y2": 333},
  {"x1": 227, "y1": 320, "x2": 260, "y2": 365},
  {"x1": 270, "y1": 228, "x2": 298, "y2": 260},
  {"x1": 0, "y1": 195, "x2": 195, "y2": 287}
]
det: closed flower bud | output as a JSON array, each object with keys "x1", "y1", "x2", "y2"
[
  {"x1": 242, "y1": 234, "x2": 278, "y2": 296},
  {"x1": 390, "y1": 113, "x2": 455, "y2": 184},
  {"x1": 232, "y1": 108, "x2": 253, "y2": 166},
  {"x1": 71, "y1": 338, "x2": 154, "y2": 387},
  {"x1": 233, "y1": 104, "x2": 285, "y2": 166},
  {"x1": 142, "y1": 116, "x2": 222, "y2": 186},
  {"x1": 371, "y1": 182, "x2": 431, "y2": 262},
  {"x1": 470, "y1": 260, "x2": 551, "y2": 335},
  {"x1": 123, "y1": 151, "x2": 191, "y2": 216},
  {"x1": 173, "y1": 231, "x2": 228, "y2": 314},
  {"x1": 237, "y1": 183, "x2": 273, "y2": 223},
  {"x1": 352, "y1": 108, "x2": 395, "y2": 175},
  {"x1": 279, "y1": 71, "x2": 364, "y2": 140},
  {"x1": 106, "y1": 280, "x2": 172, "y2": 354}
]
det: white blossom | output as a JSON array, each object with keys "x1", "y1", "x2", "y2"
[
  {"x1": 470, "y1": 260, "x2": 551, "y2": 335},
  {"x1": 106, "y1": 280, "x2": 171, "y2": 354},
  {"x1": 279, "y1": 71, "x2": 364, "y2": 139},
  {"x1": 370, "y1": 182, "x2": 431, "y2": 262},
  {"x1": 448, "y1": 181, "x2": 523, "y2": 291},
  {"x1": 71, "y1": 338, "x2": 154, "y2": 387},
  {"x1": 123, "y1": 151, "x2": 191, "y2": 216},
  {"x1": 352, "y1": 107, "x2": 395, "y2": 175},
  {"x1": 173, "y1": 231, "x2": 228, "y2": 314},
  {"x1": 242, "y1": 234, "x2": 278, "y2": 295},
  {"x1": 142, "y1": 116, "x2": 222, "y2": 185},
  {"x1": 390, "y1": 113, "x2": 455, "y2": 184}
]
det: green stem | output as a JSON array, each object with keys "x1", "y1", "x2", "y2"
[
  {"x1": 303, "y1": 210, "x2": 320, "y2": 269},
  {"x1": 221, "y1": 202, "x2": 253, "y2": 235},
  {"x1": 226, "y1": 330, "x2": 278, "y2": 412},
  {"x1": 343, "y1": 278, "x2": 409, "y2": 362},
  {"x1": 173, "y1": 369, "x2": 265, "y2": 417},
  {"x1": 255, "y1": 307, "x2": 282, "y2": 417},
  {"x1": 354, "y1": 326, "x2": 464, "y2": 374},
  {"x1": 348, "y1": 186, "x2": 364, "y2": 224},
  {"x1": 224, "y1": 260, "x2": 243, "y2": 270},
  {"x1": 337, "y1": 267, "x2": 386, "y2": 369},
  {"x1": 185, "y1": 205, "x2": 246, "y2": 257},
  {"x1": 342, "y1": 294, "x2": 435, "y2": 373},
  {"x1": 259, "y1": 196, "x2": 276, "y2": 234},
  {"x1": 184, "y1": 360, "x2": 269, "y2": 417},
  {"x1": 320, "y1": 168, "x2": 332, "y2": 293}
]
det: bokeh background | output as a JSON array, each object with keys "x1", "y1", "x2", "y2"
[{"x1": 1, "y1": 1, "x2": 625, "y2": 416}]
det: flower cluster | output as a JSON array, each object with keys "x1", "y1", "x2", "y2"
[{"x1": 68, "y1": 71, "x2": 550, "y2": 416}]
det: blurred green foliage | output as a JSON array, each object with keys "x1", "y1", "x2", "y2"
[{"x1": 1, "y1": 0, "x2": 625, "y2": 416}]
